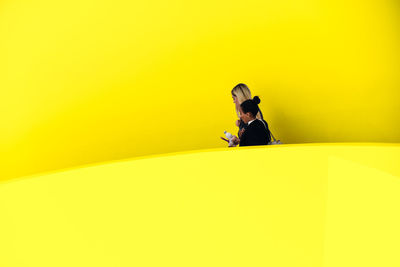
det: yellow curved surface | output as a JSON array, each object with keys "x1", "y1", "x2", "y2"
[
  {"x1": 1, "y1": 0, "x2": 400, "y2": 180},
  {"x1": 0, "y1": 144, "x2": 399, "y2": 266}
]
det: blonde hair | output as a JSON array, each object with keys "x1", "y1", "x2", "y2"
[{"x1": 231, "y1": 83, "x2": 262, "y2": 120}]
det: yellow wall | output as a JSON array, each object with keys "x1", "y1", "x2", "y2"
[{"x1": 1, "y1": 0, "x2": 399, "y2": 180}]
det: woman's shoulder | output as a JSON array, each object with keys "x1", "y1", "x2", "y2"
[
  {"x1": 259, "y1": 119, "x2": 269, "y2": 129},
  {"x1": 252, "y1": 120, "x2": 270, "y2": 135},
  {"x1": 252, "y1": 119, "x2": 267, "y2": 127},
  {"x1": 246, "y1": 120, "x2": 264, "y2": 131}
]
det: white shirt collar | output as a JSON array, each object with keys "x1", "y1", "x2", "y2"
[{"x1": 248, "y1": 119, "x2": 256, "y2": 125}]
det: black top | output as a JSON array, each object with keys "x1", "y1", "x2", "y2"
[{"x1": 239, "y1": 119, "x2": 271, "y2": 147}]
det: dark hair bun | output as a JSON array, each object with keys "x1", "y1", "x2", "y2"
[{"x1": 253, "y1": 96, "x2": 261, "y2": 104}]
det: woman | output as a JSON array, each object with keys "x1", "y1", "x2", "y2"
[
  {"x1": 231, "y1": 83, "x2": 264, "y2": 138},
  {"x1": 237, "y1": 97, "x2": 271, "y2": 146}
]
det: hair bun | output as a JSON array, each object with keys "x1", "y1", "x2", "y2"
[{"x1": 253, "y1": 96, "x2": 261, "y2": 104}]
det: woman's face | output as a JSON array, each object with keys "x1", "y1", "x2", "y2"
[
  {"x1": 232, "y1": 94, "x2": 239, "y2": 105},
  {"x1": 239, "y1": 106, "x2": 251, "y2": 124}
]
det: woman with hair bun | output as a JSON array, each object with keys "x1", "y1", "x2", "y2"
[{"x1": 236, "y1": 96, "x2": 271, "y2": 146}]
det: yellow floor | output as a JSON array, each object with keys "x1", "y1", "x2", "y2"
[{"x1": 1, "y1": 143, "x2": 399, "y2": 266}]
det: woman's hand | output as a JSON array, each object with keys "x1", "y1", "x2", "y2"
[
  {"x1": 235, "y1": 120, "x2": 241, "y2": 127},
  {"x1": 229, "y1": 136, "x2": 240, "y2": 147},
  {"x1": 238, "y1": 128, "x2": 245, "y2": 138}
]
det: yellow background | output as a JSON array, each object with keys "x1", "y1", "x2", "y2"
[
  {"x1": 1, "y1": 1, "x2": 400, "y2": 265},
  {"x1": 1, "y1": 0, "x2": 399, "y2": 179}
]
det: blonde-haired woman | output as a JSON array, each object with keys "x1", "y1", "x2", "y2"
[{"x1": 231, "y1": 83, "x2": 264, "y2": 137}]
